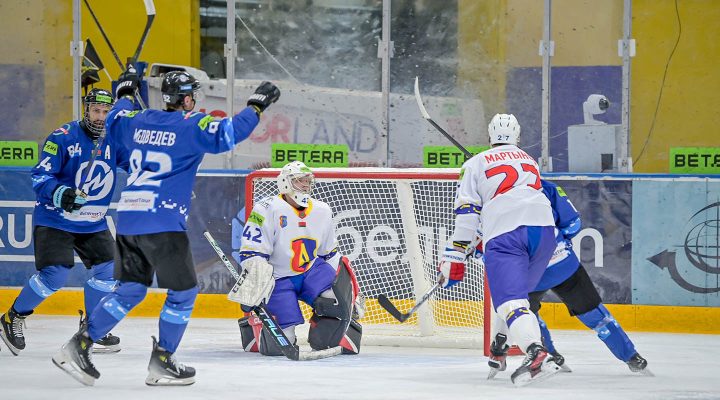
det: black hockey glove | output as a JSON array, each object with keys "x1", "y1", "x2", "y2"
[
  {"x1": 52, "y1": 185, "x2": 88, "y2": 212},
  {"x1": 115, "y1": 65, "x2": 141, "y2": 99},
  {"x1": 247, "y1": 81, "x2": 280, "y2": 114}
]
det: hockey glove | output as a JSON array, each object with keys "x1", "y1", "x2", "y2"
[
  {"x1": 115, "y1": 65, "x2": 140, "y2": 99},
  {"x1": 247, "y1": 81, "x2": 280, "y2": 114},
  {"x1": 438, "y1": 247, "x2": 466, "y2": 288},
  {"x1": 228, "y1": 257, "x2": 275, "y2": 312},
  {"x1": 52, "y1": 185, "x2": 87, "y2": 212}
]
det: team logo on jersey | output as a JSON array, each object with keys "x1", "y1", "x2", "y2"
[
  {"x1": 290, "y1": 237, "x2": 317, "y2": 273},
  {"x1": 279, "y1": 216, "x2": 287, "y2": 228},
  {"x1": 74, "y1": 160, "x2": 114, "y2": 201}
]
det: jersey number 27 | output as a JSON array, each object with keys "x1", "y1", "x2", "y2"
[{"x1": 485, "y1": 162, "x2": 541, "y2": 198}]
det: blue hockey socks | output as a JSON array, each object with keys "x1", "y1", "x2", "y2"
[
  {"x1": 87, "y1": 281, "x2": 147, "y2": 341},
  {"x1": 537, "y1": 314, "x2": 557, "y2": 354},
  {"x1": 578, "y1": 304, "x2": 637, "y2": 362},
  {"x1": 83, "y1": 261, "x2": 117, "y2": 319},
  {"x1": 158, "y1": 287, "x2": 198, "y2": 353},
  {"x1": 13, "y1": 265, "x2": 71, "y2": 314}
]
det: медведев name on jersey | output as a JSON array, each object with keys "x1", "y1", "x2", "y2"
[{"x1": 133, "y1": 129, "x2": 176, "y2": 146}]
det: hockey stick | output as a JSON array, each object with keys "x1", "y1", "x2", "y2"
[
  {"x1": 124, "y1": 0, "x2": 156, "y2": 111},
  {"x1": 414, "y1": 76, "x2": 473, "y2": 159},
  {"x1": 76, "y1": 131, "x2": 107, "y2": 198},
  {"x1": 203, "y1": 231, "x2": 342, "y2": 361},
  {"x1": 82, "y1": 0, "x2": 151, "y2": 109},
  {"x1": 129, "y1": 0, "x2": 156, "y2": 68},
  {"x1": 377, "y1": 282, "x2": 441, "y2": 323},
  {"x1": 83, "y1": 0, "x2": 124, "y2": 70}
]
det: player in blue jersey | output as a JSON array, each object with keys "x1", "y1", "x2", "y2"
[
  {"x1": 0, "y1": 89, "x2": 121, "y2": 356},
  {"x1": 52, "y1": 66, "x2": 279, "y2": 387},
  {"x1": 486, "y1": 180, "x2": 650, "y2": 377}
]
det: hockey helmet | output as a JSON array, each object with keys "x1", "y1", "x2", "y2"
[
  {"x1": 277, "y1": 161, "x2": 314, "y2": 207},
  {"x1": 488, "y1": 113, "x2": 521, "y2": 146},
  {"x1": 161, "y1": 71, "x2": 203, "y2": 106},
  {"x1": 82, "y1": 88, "x2": 114, "y2": 138}
]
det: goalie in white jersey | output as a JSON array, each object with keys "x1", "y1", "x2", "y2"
[
  {"x1": 439, "y1": 114, "x2": 561, "y2": 386},
  {"x1": 233, "y1": 161, "x2": 363, "y2": 356}
]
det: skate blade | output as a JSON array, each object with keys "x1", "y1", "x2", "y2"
[
  {"x1": 512, "y1": 362, "x2": 562, "y2": 387},
  {"x1": 487, "y1": 367, "x2": 501, "y2": 380},
  {"x1": 635, "y1": 367, "x2": 654, "y2": 377},
  {"x1": 52, "y1": 352, "x2": 96, "y2": 386},
  {"x1": 145, "y1": 374, "x2": 196, "y2": 386},
  {"x1": 92, "y1": 344, "x2": 121, "y2": 354},
  {"x1": 559, "y1": 363, "x2": 572, "y2": 373},
  {"x1": 0, "y1": 329, "x2": 22, "y2": 356}
]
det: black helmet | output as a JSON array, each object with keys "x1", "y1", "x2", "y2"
[
  {"x1": 82, "y1": 88, "x2": 114, "y2": 138},
  {"x1": 161, "y1": 71, "x2": 201, "y2": 106}
]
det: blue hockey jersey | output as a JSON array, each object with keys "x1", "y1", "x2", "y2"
[
  {"x1": 108, "y1": 98, "x2": 260, "y2": 235},
  {"x1": 31, "y1": 121, "x2": 117, "y2": 233},
  {"x1": 533, "y1": 180, "x2": 583, "y2": 292}
]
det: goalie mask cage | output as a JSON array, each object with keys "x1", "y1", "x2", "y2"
[{"x1": 246, "y1": 168, "x2": 502, "y2": 355}]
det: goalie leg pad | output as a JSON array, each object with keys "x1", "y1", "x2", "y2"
[
  {"x1": 308, "y1": 314, "x2": 362, "y2": 354},
  {"x1": 307, "y1": 258, "x2": 363, "y2": 353},
  {"x1": 238, "y1": 313, "x2": 261, "y2": 352},
  {"x1": 259, "y1": 324, "x2": 296, "y2": 356}
]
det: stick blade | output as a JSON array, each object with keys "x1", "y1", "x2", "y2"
[
  {"x1": 414, "y1": 76, "x2": 431, "y2": 120},
  {"x1": 378, "y1": 294, "x2": 409, "y2": 323}
]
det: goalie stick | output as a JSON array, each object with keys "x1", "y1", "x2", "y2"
[
  {"x1": 414, "y1": 76, "x2": 473, "y2": 159},
  {"x1": 203, "y1": 231, "x2": 342, "y2": 361},
  {"x1": 378, "y1": 283, "x2": 441, "y2": 323}
]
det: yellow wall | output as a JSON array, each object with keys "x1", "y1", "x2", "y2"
[
  {"x1": 631, "y1": 0, "x2": 720, "y2": 172},
  {"x1": 0, "y1": 0, "x2": 199, "y2": 140},
  {"x1": 2, "y1": 288, "x2": 718, "y2": 334},
  {"x1": 458, "y1": 0, "x2": 719, "y2": 173},
  {"x1": 81, "y1": 0, "x2": 200, "y2": 89}
]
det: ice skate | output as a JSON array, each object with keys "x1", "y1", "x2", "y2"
[
  {"x1": 0, "y1": 307, "x2": 28, "y2": 356},
  {"x1": 627, "y1": 353, "x2": 653, "y2": 376},
  {"x1": 551, "y1": 350, "x2": 572, "y2": 373},
  {"x1": 52, "y1": 318, "x2": 100, "y2": 386},
  {"x1": 510, "y1": 343, "x2": 561, "y2": 387},
  {"x1": 145, "y1": 336, "x2": 196, "y2": 386},
  {"x1": 487, "y1": 333, "x2": 509, "y2": 379},
  {"x1": 93, "y1": 332, "x2": 121, "y2": 354}
]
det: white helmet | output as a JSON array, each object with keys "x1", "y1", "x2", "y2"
[
  {"x1": 277, "y1": 161, "x2": 314, "y2": 207},
  {"x1": 488, "y1": 113, "x2": 521, "y2": 145}
]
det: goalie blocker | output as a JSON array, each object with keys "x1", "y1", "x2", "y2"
[{"x1": 238, "y1": 257, "x2": 363, "y2": 355}]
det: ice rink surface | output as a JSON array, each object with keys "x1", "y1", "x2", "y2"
[{"x1": 1, "y1": 316, "x2": 718, "y2": 400}]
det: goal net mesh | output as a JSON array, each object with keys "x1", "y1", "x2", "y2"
[{"x1": 246, "y1": 168, "x2": 488, "y2": 349}]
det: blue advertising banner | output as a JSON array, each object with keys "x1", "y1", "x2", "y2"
[
  {"x1": 546, "y1": 178, "x2": 633, "y2": 304},
  {"x1": 632, "y1": 180, "x2": 720, "y2": 306},
  {"x1": 0, "y1": 169, "x2": 249, "y2": 294}
]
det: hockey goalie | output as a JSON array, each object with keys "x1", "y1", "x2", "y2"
[{"x1": 232, "y1": 161, "x2": 364, "y2": 356}]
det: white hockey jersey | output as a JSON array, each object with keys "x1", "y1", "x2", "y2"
[
  {"x1": 454, "y1": 144, "x2": 554, "y2": 244},
  {"x1": 239, "y1": 195, "x2": 339, "y2": 279}
]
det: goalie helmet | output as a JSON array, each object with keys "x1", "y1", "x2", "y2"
[
  {"x1": 277, "y1": 161, "x2": 314, "y2": 207},
  {"x1": 161, "y1": 71, "x2": 202, "y2": 106},
  {"x1": 82, "y1": 88, "x2": 114, "y2": 139},
  {"x1": 488, "y1": 113, "x2": 520, "y2": 146}
]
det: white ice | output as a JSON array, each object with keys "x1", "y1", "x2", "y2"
[{"x1": 1, "y1": 316, "x2": 719, "y2": 400}]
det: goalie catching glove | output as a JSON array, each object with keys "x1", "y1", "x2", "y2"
[{"x1": 228, "y1": 257, "x2": 275, "y2": 311}]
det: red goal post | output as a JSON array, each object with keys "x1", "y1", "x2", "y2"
[{"x1": 246, "y1": 168, "x2": 498, "y2": 354}]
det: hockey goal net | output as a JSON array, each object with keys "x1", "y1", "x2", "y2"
[{"x1": 246, "y1": 168, "x2": 492, "y2": 352}]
